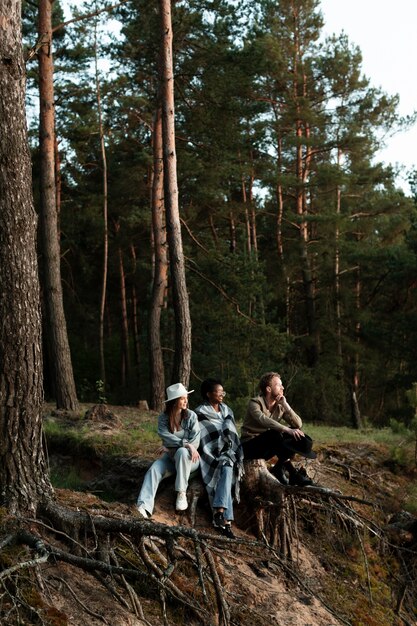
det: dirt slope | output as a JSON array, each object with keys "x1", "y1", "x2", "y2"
[{"x1": 11, "y1": 405, "x2": 414, "y2": 626}]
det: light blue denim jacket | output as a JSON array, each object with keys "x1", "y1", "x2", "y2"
[{"x1": 157, "y1": 409, "x2": 200, "y2": 451}]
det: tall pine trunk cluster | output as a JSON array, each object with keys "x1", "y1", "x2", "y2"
[
  {"x1": 0, "y1": 0, "x2": 52, "y2": 514},
  {"x1": 7, "y1": 0, "x2": 416, "y2": 427},
  {"x1": 3, "y1": 0, "x2": 417, "y2": 533}
]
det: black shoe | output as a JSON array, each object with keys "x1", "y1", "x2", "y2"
[
  {"x1": 288, "y1": 470, "x2": 313, "y2": 486},
  {"x1": 213, "y1": 511, "x2": 226, "y2": 529},
  {"x1": 272, "y1": 464, "x2": 289, "y2": 485},
  {"x1": 221, "y1": 524, "x2": 235, "y2": 539}
]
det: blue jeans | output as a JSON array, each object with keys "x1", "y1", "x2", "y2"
[
  {"x1": 137, "y1": 447, "x2": 200, "y2": 515},
  {"x1": 212, "y1": 464, "x2": 234, "y2": 521}
]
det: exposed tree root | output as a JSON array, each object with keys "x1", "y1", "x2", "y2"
[{"x1": 0, "y1": 459, "x2": 416, "y2": 625}]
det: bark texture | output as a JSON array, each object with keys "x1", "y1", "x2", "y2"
[
  {"x1": 0, "y1": 0, "x2": 53, "y2": 514},
  {"x1": 38, "y1": 0, "x2": 79, "y2": 410},
  {"x1": 149, "y1": 106, "x2": 168, "y2": 410},
  {"x1": 159, "y1": 0, "x2": 192, "y2": 386},
  {"x1": 238, "y1": 460, "x2": 293, "y2": 556}
]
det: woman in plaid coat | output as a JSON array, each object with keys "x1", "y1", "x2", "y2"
[{"x1": 195, "y1": 379, "x2": 244, "y2": 539}]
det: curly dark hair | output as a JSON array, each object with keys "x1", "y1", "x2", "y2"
[{"x1": 200, "y1": 378, "x2": 223, "y2": 400}]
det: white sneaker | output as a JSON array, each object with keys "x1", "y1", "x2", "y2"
[
  {"x1": 136, "y1": 504, "x2": 149, "y2": 519},
  {"x1": 175, "y1": 491, "x2": 188, "y2": 511}
]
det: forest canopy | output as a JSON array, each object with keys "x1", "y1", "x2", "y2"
[{"x1": 23, "y1": 0, "x2": 417, "y2": 427}]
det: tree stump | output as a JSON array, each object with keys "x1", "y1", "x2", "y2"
[
  {"x1": 84, "y1": 404, "x2": 121, "y2": 426},
  {"x1": 187, "y1": 473, "x2": 208, "y2": 527},
  {"x1": 238, "y1": 459, "x2": 295, "y2": 558}
]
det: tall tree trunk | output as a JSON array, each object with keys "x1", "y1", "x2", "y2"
[
  {"x1": 159, "y1": 0, "x2": 192, "y2": 386},
  {"x1": 248, "y1": 151, "x2": 265, "y2": 323},
  {"x1": 243, "y1": 193, "x2": 251, "y2": 254},
  {"x1": 0, "y1": 0, "x2": 53, "y2": 514},
  {"x1": 241, "y1": 153, "x2": 264, "y2": 322},
  {"x1": 334, "y1": 148, "x2": 343, "y2": 363},
  {"x1": 208, "y1": 214, "x2": 219, "y2": 248},
  {"x1": 352, "y1": 263, "x2": 363, "y2": 429},
  {"x1": 38, "y1": 0, "x2": 79, "y2": 411},
  {"x1": 149, "y1": 106, "x2": 168, "y2": 411},
  {"x1": 241, "y1": 168, "x2": 253, "y2": 315},
  {"x1": 117, "y1": 241, "x2": 131, "y2": 389},
  {"x1": 293, "y1": 26, "x2": 319, "y2": 365},
  {"x1": 94, "y1": 20, "x2": 109, "y2": 388},
  {"x1": 130, "y1": 244, "x2": 141, "y2": 387},
  {"x1": 229, "y1": 209, "x2": 237, "y2": 253},
  {"x1": 54, "y1": 136, "x2": 61, "y2": 219},
  {"x1": 274, "y1": 130, "x2": 291, "y2": 336},
  {"x1": 296, "y1": 145, "x2": 318, "y2": 365}
]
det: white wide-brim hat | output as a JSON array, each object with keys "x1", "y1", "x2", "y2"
[{"x1": 165, "y1": 382, "x2": 194, "y2": 403}]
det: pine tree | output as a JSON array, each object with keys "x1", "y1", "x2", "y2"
[
  {"x1": 37, "y1": 0, "x2": 79, "y2": 411},
  {"x1": 0, "y1": 0, "x2": 53, "y2": 514}
]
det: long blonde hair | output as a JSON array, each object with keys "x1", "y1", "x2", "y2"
[{"x1": 165, "y1": 398, "x2": 187, "y2": 433}]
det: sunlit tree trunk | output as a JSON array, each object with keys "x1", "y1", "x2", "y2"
[
  {"x1": 293, "y1": 19, "x2": 319, "y2": 366},
  {"x1": 0, "y1": 0, "x2": 53, "y2": 514},
  {"x1": 38, "y1": 0, "x2": 79, "y2": 410},
  {"x1": 159, "y1": 0, "x2": 192, "y2": 385},
  {"x1": 149, "y1": 106, "x2": 168, "y2": 410},
  {"x1": 54, "y1": 136, "x2": 61, "y2": 218},
  {"x1": 274, "y1": 130, "x2": 291, "y2": 336}
]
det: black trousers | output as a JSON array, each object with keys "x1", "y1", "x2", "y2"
[{"x1": 241, "y1": 430, "x2": 301, "y2": 464}]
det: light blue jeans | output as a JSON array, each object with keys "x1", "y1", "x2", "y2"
[
  {"x1": 213, "y1": 464, "x2": 234, "y2": 521},
  {"x1": 137, "y1": 447, "x2": 200, "y2": 515}
]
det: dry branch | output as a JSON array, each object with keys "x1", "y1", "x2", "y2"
[
  {"x1": 52, "y1": 1, "x2": 129, "y2": 33},
  {"x1": 203, "y1": 546, "x2": 230, "y2": 626},
  {"x1": 6, "y1": 454, "x2": 413, "y2": 625},
  {"x1": 0, "y1": 552, "x2": 49, "y2": 581}
]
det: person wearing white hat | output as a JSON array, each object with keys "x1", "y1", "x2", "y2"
[{"x1": 136, "y1": 383, "x2": 200, "y2": 518}]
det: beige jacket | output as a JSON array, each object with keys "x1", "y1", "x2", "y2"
[{"x1": 241, "y1": 395, "x2": 302, "y2": 442}]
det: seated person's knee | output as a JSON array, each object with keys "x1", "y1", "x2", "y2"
[{"x1": 174, "y1": 446, "x2": 190, "y2": 460}]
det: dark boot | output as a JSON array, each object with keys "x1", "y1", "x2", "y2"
[
  {"x1": 286, "y1": 462, "x2": 313, "y2": 486},
  {"x1": 271, "y1": 462, "x2": 289, "y2": 485},
  {"x1": 213, "y1": 510, "x2": 226, "y2": 529}
]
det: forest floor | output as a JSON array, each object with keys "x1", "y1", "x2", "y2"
[{"x1": 3, "y1": 403, "x2": 417, "y2": 626}]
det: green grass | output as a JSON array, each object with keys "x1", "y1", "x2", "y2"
[
  {"x1": 43, "y1": 409, "x2": 160, "y2": 459},
  {"x1": 50, "y1": 466, "x2": 85, "y2": 491},
  {"x1": 306, "y1": 423, "x2": 414, "y2": 447},
  {"x1": 43, "y1": 419, "x2": 92, "y2": 454},
  {"x1": 83, "y1": 427, "x2": 159, "y2": 457},
  {"x1": 44, "y1": 406, "x2": 417, "y2": 473},
  {"x1": 404, "y1": 482, "x2": 417, "y2": 514}
]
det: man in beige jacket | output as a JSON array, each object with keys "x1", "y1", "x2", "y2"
[{"x1": 241, "y1": 372, "x2": 316, "y2": 486}]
